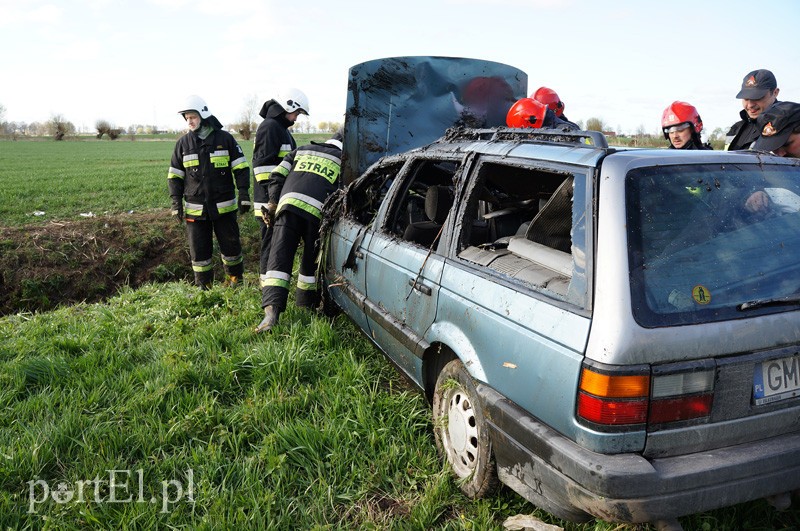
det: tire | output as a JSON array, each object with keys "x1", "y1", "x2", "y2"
[{"x1": 432, "y1": 358, "x2": 497, "y2": 498}]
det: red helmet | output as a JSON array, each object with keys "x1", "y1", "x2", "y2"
[
  {"x1": 661, "y1": 101, "x2": 703, "y2": 138},
  {"x1": 532, "y1": 86, "x2": 564, "y2": 117},
  {"x1": 506, "y1": 98, "x2": 547, "y2": 128}
]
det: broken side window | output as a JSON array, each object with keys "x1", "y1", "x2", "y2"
[
  {"x1": 383, "y1": 159, "x2": 459, "y2": 252},
  {"x1": 456, "y1": 160, "x2": 589, "y2": 308}
]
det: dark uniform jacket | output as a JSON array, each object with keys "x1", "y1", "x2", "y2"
[
  {"x1": 268, "y1": 137, "x2": 343, "y2": 222},
  {"x1": 725, "y1": 105, "x2": 778, "y2": 151},
  {"x1": 252, "y1": 101, "x2": 296, "y2": 214},
  {"x1": 168, "y1": 127, "x2": 249, "y2": 220}
]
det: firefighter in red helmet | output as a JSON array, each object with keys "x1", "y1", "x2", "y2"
[
  {"x1": 531, "y1": 86, "x2": 578, "y2": 128},
  {"x1": 506, "y1": 96, "x2": 577, "y2": 130},
  {"x1": 532, "y1": 87, "x2": 565, "y2": 116},
  {"x1": 506, "y1": 98, "x2": 547, "y2": 128},
  {"x1": 661, "y1": 101, "x2": 711, "y2": 150}
]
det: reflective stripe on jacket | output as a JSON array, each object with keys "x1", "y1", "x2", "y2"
[
  {"x1": 167, "y1": 128, "x2": 250, "y2": 220},
  {"x1": 269, "y1": 138, "x2": 343, "y2": 221},
  {"x1": 252, "y1": 115, "x2": 296, "y2": 215}
]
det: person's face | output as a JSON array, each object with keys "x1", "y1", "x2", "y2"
[
  {"x1": 286, "y1": 110, "x2": 302, "y2": 125},
  {"x1": 774, "y1": 131, "x2": 800, "y2": 158},
  {"x1": 183, "y1": 111, "x2": 201, "y2": 131},
  {"x1": 666, "y1": 123, "x2": 692, "y2": 149},
  {"x1": 742, "y1": 88, "x2": 779, "y2": 119}
]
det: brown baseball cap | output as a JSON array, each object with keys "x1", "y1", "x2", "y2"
[
  {"x1": 736, "y1": 69, "x2": 777, "y2": 99},
  {"x1": 752, "y1": 101, "x2": 800, "y2": 152}
]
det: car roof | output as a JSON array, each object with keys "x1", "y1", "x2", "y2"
[
  {"x1": 366, "y1": 128, "x2": 800, "y2": 176},
  {"x1": 412, "y1": 127, "x2": 611, "y2": 168}
]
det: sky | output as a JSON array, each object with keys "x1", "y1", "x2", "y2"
[{"x1": 1, "y1": 0, "x2": 799, "y2": 137}]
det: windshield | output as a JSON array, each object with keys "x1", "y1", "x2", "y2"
[{"x1": 627, "y1": 163, "x2": 800, "y2": 327}]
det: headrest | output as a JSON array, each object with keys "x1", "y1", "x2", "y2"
[{"x1": 424, "y1": 186, "x2": 453, "y2": 224}]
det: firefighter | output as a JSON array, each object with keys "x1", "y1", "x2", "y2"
[
  {"x1": 167, "y1": 95, "x2": 250, "y2": 289},
  {"x1": 753, "y1": 101, "x2": 800, "y2": 158},
  {"x1": 252, "y1": 88, "x2": 310, "y2": 296},
  {"x1": 506, "y1": 97, "x2": 576, "y2": 130},
  {"x1": 725, "y1": 69, "x2": 780, "y2": 151},
  {"x1": 507, "y1": 95, "x2": 578, "y2": 130},
  {"x1": 661, "y1": 101, "x2": 711, "y2": 150},
  {"x1": 255, "y1": 130, "x2": 343, "y2": 333},
  {"x1": 531, "y1": 86, "x2": 577, "y2": 126},
  {"x1": 507, "y1": 98, "x2": 547, "y2": 128}
]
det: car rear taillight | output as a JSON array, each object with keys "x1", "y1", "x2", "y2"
[
  {"x1": 578, "y1": 363, "x2": 715, "y2": 429},
  {"x1": 578, "y1": 366, "x2": 649, "y2": 425},
  {"x1": 649, "y1": 370, "x2": 714, "y2": 425}
]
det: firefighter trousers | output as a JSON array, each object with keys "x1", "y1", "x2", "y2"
[
  {"x1": 258, "y1": 216, "x2": 273, "y2": 275},
  {"x1": 260, "y1": 211, "x2": 320, "y2": 310},
  {"x1": 185, "y1": 213, "x2": 244, "y2": 287}
]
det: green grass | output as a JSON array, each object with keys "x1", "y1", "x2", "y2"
[
  {"x1": 0, "y1": 139, "x2": 798, "y2": 529},
  {"x1": 0, "y1": 135, "x2": 328, "y2": 226},
  {"x1": 0, "y1": 281, "x2": 533, "y2": 529}
]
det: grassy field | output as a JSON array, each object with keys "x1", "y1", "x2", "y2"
[
  {"x1": 0, "y1": 138, "x2": 798, "y2": 529},
  {"x1": 0, "y1": 134, "x2": 329, "y2": 226}
]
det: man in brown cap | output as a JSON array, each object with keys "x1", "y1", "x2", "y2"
[
  {"x1": 725, "y1": 69, "x2": 780, "y2": 151},
  {"x1": 753, "y1": 101, "x2": 800, "y2": 158}
]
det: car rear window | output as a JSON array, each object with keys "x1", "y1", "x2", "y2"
[{"x1": 626, "y1": 163, "x2": 800, "y2": 327}]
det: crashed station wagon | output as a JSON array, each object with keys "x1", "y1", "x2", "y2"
[{"x1": 322, "y1": 57, "x2": 800, "y2": 529}]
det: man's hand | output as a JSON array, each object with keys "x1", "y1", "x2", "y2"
[
  {"x1": 744, "y1": 190, "x2": 771, "y2": 214},
  {"x1": 171, "y1": 202, "x2": 184, "y2": 223},
  {"x1": 238, "y1": 191, "x2": 252, "y2": 215},
  {"x1": 261, "y1": 203, "x2": 277, "y2": 226}
]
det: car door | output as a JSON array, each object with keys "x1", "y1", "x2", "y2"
[
  {"x1": 439, "y1": 157, "x2": 594, "y2": 439},
  {"x1": 362, "y1": 158, "x2": 461, "y2": 380},
  {"x1": 326, "y1": 161, "x2": 404, "y2": 335}
]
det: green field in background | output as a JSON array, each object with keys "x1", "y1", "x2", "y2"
[{"x1": 0, "y1": 135, "x2": 328, "y2": 226}]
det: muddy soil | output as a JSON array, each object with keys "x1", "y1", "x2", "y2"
[{"x1": 0, "y1": 211, "x2": 260, "y2": 316}]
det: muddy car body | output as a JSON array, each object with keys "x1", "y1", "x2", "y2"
[{"x1": 322, "y1": 123, "x2": 800, "y2": 527}]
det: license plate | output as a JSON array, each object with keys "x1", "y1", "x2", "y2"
[{"x1": 753, "y1": 354, "x2": 800, "y2": 405}]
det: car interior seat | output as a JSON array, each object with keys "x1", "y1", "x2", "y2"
[
  {"x1": 403, "y1": 185, "x2": 454, "y2": 247},
  {"x1": 524, "y1": 176, "x2": 574, "y2": 253}
]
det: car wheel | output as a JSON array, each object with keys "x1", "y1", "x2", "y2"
[{"x1": 432, "y1": 358, "x2": 497, "y2": 498}]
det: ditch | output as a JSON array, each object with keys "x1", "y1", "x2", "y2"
[{"x1": 0, "y1": 211, "x2": 262, "y2": 316}]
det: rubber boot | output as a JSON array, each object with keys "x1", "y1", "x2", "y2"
[
  {"x1": 194, "y1": 271, "x2": 213, "y2": 290},
  {"x1": 255, "y1": 305, "x2": 280, "y2": 334}
]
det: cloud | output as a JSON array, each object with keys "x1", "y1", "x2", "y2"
[{"x1": 0, "y1": 1, "x2": 63, "y2": 29}]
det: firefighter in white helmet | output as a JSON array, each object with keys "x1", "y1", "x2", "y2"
[
  {"x1": 251, "y1": 88, "x2": 309, "y2": 303},
  {"x1": 167, "y1": 95, "x2": 251, "y2": 289}
]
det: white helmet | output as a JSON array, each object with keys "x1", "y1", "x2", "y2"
[
  {"x1": 276, "y1": 88, "x2": 309, "y2": 115},
  {"x1": 178, "y1": 95, "x2": 212, "y2": 119}
]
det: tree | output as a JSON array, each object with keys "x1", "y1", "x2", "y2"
[
  {"x1": 235, "y1": 93, "x2": 260, "y2": 140},
  {"x1": 708, "y1": 126, "x2": 726, "y2": 150},
  {"x1": 96, "y1": 119, "x2": 112, "y2": 139},
  {"x1": 95, "y1": 119, "x2": 122, "y2": 139},
  {"x1": 585, "y1": 117, "x2": 606, "y2": 132},
  {"x1": 317, "y1": 121, "x2": 343, "y2": 134},
  {"x1": 47, "y1": 114, "x2": 75, "y2": 140}
]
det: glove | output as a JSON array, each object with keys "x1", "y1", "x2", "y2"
[
  {"x1": 238, "y1": 190, "x2": 251, "y2": 215},
  {"x1": 261, "y1": 203, "x2": 277, "y2": 227},
  {"x1": 171, "y1": 201, "x2": 184, "y2": 223}
]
